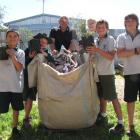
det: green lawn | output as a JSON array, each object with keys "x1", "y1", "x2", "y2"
[{"x1": 0, "y1": 102, "x2": 140, "y2": 140}]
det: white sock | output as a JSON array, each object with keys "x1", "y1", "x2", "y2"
[
  {"x1": 101, "y1": 113, "x2": 107, "y2": 117},
  {"x1": 118, "y1": 120, "x2": 123, "y2": 125}
]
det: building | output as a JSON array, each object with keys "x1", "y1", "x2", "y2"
[
  {"x1": 4, "y1": 13, "x2": 61, "y2": 35},
  {"x1": 109, "y1": 29, "x2": 125, "y2": 39},
  {"x1": 4, "y1": 13, "x2": 84, "y2": 49}
]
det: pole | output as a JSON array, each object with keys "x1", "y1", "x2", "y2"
[{"x1": 43, "y1": 0, "x2": 44, "y2": 14}]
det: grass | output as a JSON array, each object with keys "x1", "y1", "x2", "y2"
[
  {"x1": 0, "y1": 75, "x2": 140, "y2": 140},
  {"x1": 0, "y1": 102, "x2": 140, "y2": 140}
]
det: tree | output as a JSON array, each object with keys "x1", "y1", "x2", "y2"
[
  {"x1": 0, "y1": 5, "x2": 6, "y2": 24},
  {"x1": 0, "y1": 5, "x2": 7, "y2": 46},
  {"x1": 70, "y1": 18, "x2": 87, "y2": 40},
  {"x1": 18, "y1": 28, "x2": 33, "y2": 50}
]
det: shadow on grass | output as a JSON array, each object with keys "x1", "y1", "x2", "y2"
[
  {"x1": 128, "y1": 132, "x2": 140, "y2": 140},
  {"x1": 7, "y1": 122, "x2": 128, "y2": 140}
]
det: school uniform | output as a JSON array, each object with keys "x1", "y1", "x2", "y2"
[
  {"x1": 23, "y1": 48, "x2": 37, "y2": 101},
  {"x1": 116, "y1": 31, "x2": 140, "y2": 102},
  {"x1": 0, "y1": 47, "x2": 25, "y2": 113},
  {"x1": 95, "y1": 35, "x2": 117, "y2": 101}
]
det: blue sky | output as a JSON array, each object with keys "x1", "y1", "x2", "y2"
[{"x1": 1, "y1": 0, "x2": 140, "y2": 28}]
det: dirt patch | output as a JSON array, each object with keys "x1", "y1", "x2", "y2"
[{"x1": 115, "y1": 75, "x2": 124, "y2": 102}]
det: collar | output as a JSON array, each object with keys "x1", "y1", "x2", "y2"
[
  {"x1": 96, "y1": 33, "x2": 108, "y2": 45},
  {"x1": 126, "y1": 30, "x2": 140, "y2": 39},
  {"x1": 6, "y1": 45, "x2": 18, "y2": 51},
  {"x1": 59, "y1": 26, "x2": 70, "y2": 32}
]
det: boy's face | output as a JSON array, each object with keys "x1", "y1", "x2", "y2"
[
  {"x1": 125, "y1": 18, "x2": 137, "y2": 32},
  {"x1": 40, "y1": 38, "x2": 48, "y2": 48},
  {"x1": 96, "y1": 23, "x2": 108, "y2": 38},
  {"x1": 59, "y1": 17, "x2": 68, "y2": 32},
  {"x1": 6, "y1": 32, "x2": 19, "y2": 48},
  {"x1": 88, "y1": 20, "x2": 96, "y2": 32}
]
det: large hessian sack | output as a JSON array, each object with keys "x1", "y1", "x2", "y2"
[{"x1": 28, "y1": 54, "x2": 99, "y2": 129}]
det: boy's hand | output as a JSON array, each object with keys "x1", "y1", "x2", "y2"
[
  {"x1": 52, "y1": 49, "x2": 58, "y2": 55},
  {"x1": 40, "y1": 49, "x2": 48, "y2": 57},
  {"x1": 6, "y1": 49, "x2": 15, "y2": 58},
  {"x1": 29, "y1": 51, "x2": 36, "y2": 58},
  {"x1": 86, "y1": 45, "x2": 97, "y2": 55}
]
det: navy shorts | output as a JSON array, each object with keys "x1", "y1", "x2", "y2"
[
  {"x1": 124, "y1": 74, "x2": 140, "y2": 102},
  {"x1": 0, "y1": 92, "x2": 24, "y2": 113}
]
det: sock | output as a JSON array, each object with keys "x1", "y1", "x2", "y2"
[
  {"x1": 118, "y1": 119, "x2": 123, "y2": 125},
  {"x1": 101, "y1": 113, "x2": 107, "y2": 117}
]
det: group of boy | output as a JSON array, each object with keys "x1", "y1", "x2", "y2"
[{"x1": 0, "y1": 13, "x2": 140, "y2": 137}]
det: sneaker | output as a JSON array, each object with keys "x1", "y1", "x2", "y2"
[
  {"x1": 109, "y1": 123, "x2": 124, "y2": 135},
  {"x1": 95, "y1": 113, "x2": 108, "y2": 125},
  {"x1": 127, "y1": 125, "x2": 136, "y2": 137},
  {"x1": 23, "y1": 117, "x2": 32, "y2": 128},
  {"x1": 12, "y1": 127, "x2": 21, "y2": 137}
]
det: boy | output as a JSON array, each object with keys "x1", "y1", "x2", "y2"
[
  {"x1": 86, "y1": 20, "x2": 124, "y2": 134},
  {"x1": 0, "y1": 29, "x2": 25, "y2": 136},
  {"x1": 23, "y1": 33, "x2": 53, "y2": 127},
  {"x1": 117, "y1": 14, "x2": 140, "y2": 136}
]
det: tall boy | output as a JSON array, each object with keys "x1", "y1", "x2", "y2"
[{"x1": 117, "y1": 14, "x2": 140, "y2": 136}]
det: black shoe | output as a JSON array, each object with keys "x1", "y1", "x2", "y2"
[
  {"x1": 109, "y1": 123, "x2": 124, "y2": 135},
  {"x1": 95, "y1": 113, "x2": 108, "y2": 126},
  {"x1": 12, "y1": 127, "x2": 21, "y2": 137},
  {"x1": 127, "y1": 125, "x2": 136, "y2": 137}
]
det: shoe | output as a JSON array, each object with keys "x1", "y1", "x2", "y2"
[
  {"x1": 95, "y1": 113, "x2": 108, "y2": 126},
  {"x1": 109, "y1": 123, "x2": 124, "y2": 135},
  {"x1": 23, "y1": 117, "x2": 32, "y2": 128},
  {"x1": 127, "y1": 125, "x2": 136, "y2": 137},
  {"x1": 12, "y1": 127, "x2": 21, "y2": 137}
]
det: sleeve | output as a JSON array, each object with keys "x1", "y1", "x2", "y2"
[
  {"x1": 49, "y1": 28, "x2": 56, "y2": 38},
  {"x1": 116, "y1": 34, "x2": 125, "y2": 49},
  {"x1": 16, "y1": 50, "x2": 25, "y2": 68},
  {"x1": 108, "y1": 37, "x2": 116, "y2": 52}
]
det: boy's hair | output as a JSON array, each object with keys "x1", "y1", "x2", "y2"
[
  {"x1": 124, "y1": 13, "x2": 139, "y2": 28},
  {"x1": 96, "y1": 20, "x2": 109, "y2": 29},
  {"x1": 6, "y1": 29, "x2": 20, "y2": 38},
  {"x1": 59, "y1": 16, "x2": 68, "y2": 22}
]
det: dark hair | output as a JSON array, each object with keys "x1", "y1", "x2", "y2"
[
  {"x1": 33, "y1": 33, "x2": 53, "y2": 44},
  {"x1": 124, "y1": 13, "x2": 139, "y2": 28},
  {"x1": 6, "y1": 29, "x2": 20, "y2": 38},
  {"x1": 96, "y1": 20, "x2": 109, "y2": 29}
]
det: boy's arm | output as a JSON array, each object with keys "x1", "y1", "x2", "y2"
[
  {"x1": 86, "y1": 46, "x2": 116, "y2": 60},
  {"x1": 117, "y1": 48, "x2": 135, "y2": 57},
  {"x1": 116, "y1": 34, "x2": 136, "y2": 58},
  {"x1": 11, "y1": 55, "x2": 23, "y2": 72},
  {"x1": 87, "y1": 37, "x2": 116, "y2": 61},
  {"x1": 96, "y1": 47, "x2": 116, "y2": 60},
  {"x1": 6, "y1": 49, "x2": 24, "y2": 72}
]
